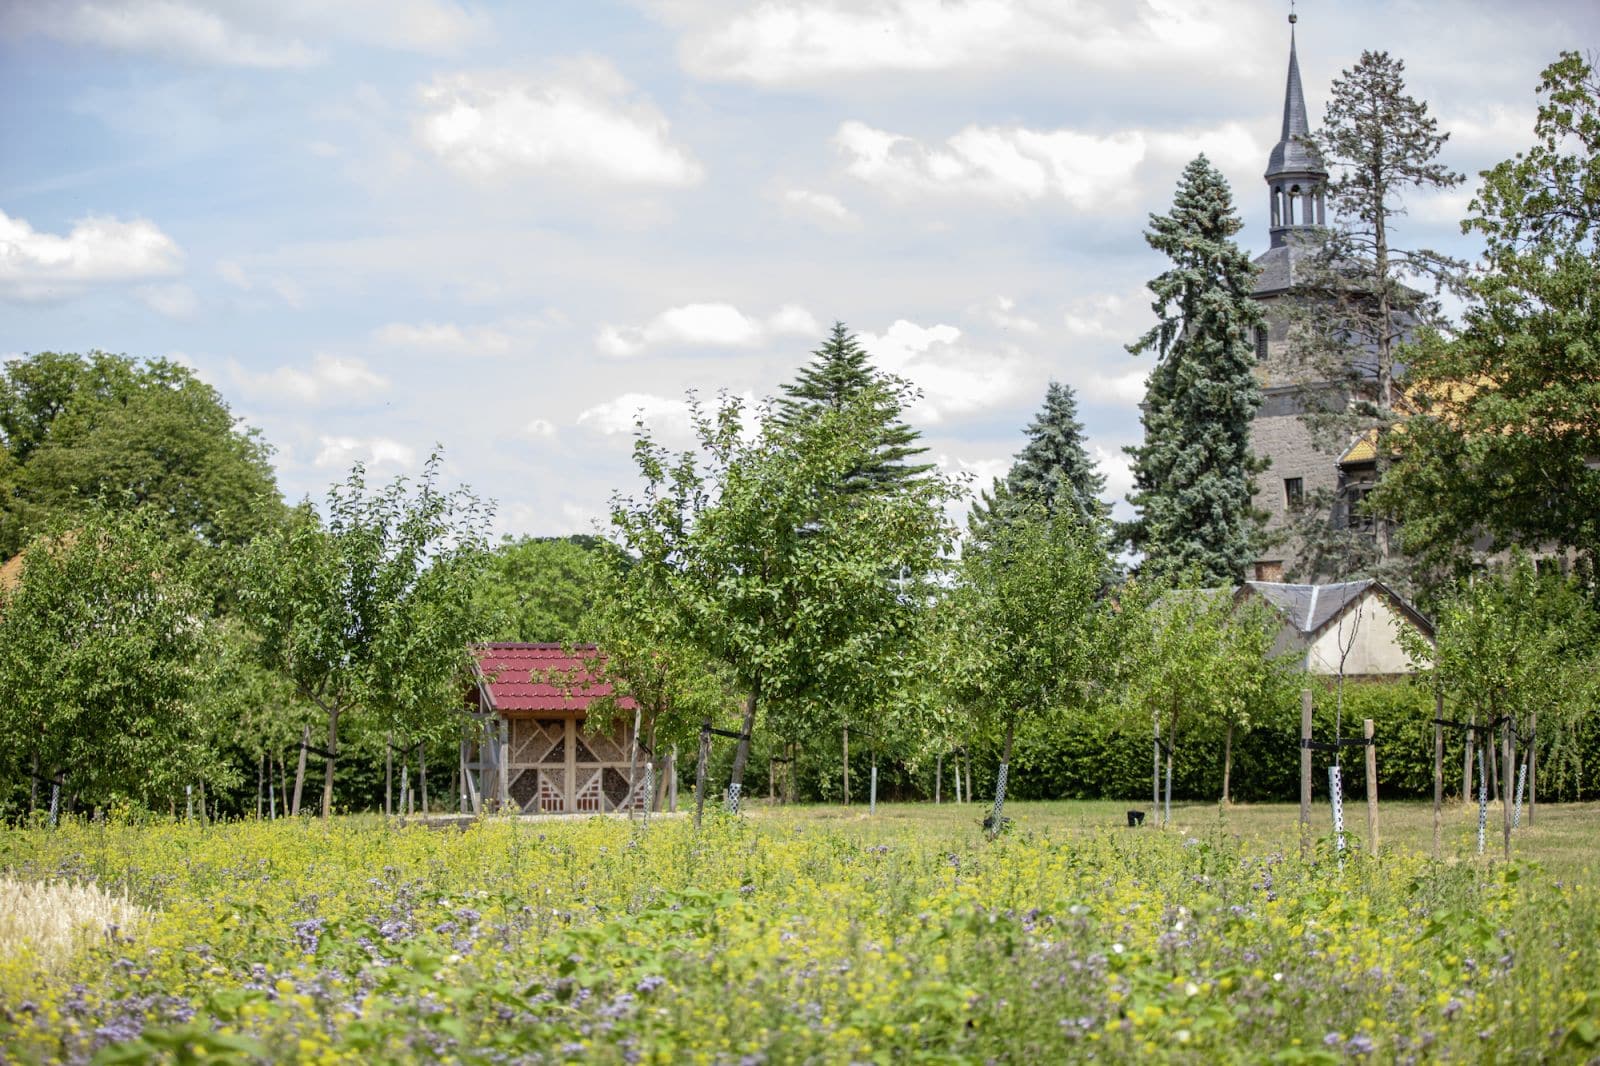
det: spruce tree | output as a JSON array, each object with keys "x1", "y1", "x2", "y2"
[
  {"x1": 969, "y1": 381, "x2": 1105, "y2": 543},
  {"x1": 1125, "y1": 155, "x2": 1265, "y2": 584},
  {"x1": 776, "y1": 322, "x2": 930, "y2": 492}
]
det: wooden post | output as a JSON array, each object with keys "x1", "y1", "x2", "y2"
[
  {"x1": 670, "y1": 744, "x2": 679, "y2": 813},
  {"x1": 694, "y1": 725, "x2": 710, "y2": 828},
  {"x1": 1152, "y1": 712, "x2": 1161, "y2": 818},
  {"x1": 385, "y1": 735, "x2": 393, "y2": 818},
  {"x1": 1461, "y1": 711, "x2": 1474, "y2": 803},
  {"x1": 1222, "y1": 721, "x2": 1234, "y2": 807},
  {"x1": 1363, "y1": 718, "x2": 1378, "y2": 856},
  {"x1": 626, "y1": 707, "x2": 642, "y2": 819},
  {"x1": 842, "y1": 723, "x2": 850, "y2": 805},
  {"x1": 292, "y1": 726, "x2": 309, "y2": 817},
  {"x1": 1502, "y1": 717, "x2": 1513, "y2": 862},
  {"x1": 277, "y1": 754, "x2": 287, "y2": 821},
  {"x1": 935, "y1": 752, "x2": 942, "y2": 804},
  {"x1": 1299, "y1": 689, "x2": 1313, "y2": 859},
  {"x1": 419, "y1": 745, "x2": 428, "y2": 815},
  {"x1": 1432, "y1": 689, "x2": 1444, "y2": 860},
  {"x1": 198, "y1": 780, "x2": 209, "y2": 828},
  {"x1": 964, "y1": 747, "x2": 972, "y2": 806},
  {"x1": 497, "y1": 717, "x2": 510, "y2": 814},
  {"x1": 256, "y1": 755, "x2": 265, "y2": 821}
]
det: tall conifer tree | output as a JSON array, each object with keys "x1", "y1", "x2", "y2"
[
  {"x1": 776, "y1": 322, "x2": 930, "y2": 492},
  {"x1": 969, "y1": 381, "x2": 1105, "y2": 542},
  {"x1": 1125, "y1": 155, "x2": 1265, "y2": 583}
]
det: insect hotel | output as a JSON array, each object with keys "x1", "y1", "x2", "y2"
[{"x1": 463, "y1": 643, "x2": 671, "y2": 815}]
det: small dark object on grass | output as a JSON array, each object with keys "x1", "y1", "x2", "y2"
[
  {"x1": 1127, "y1": 810, "x2": 1146, "y2": 828},
  {"x1": 982, "y1": 814, "x2": 1012, "y2": 836}
]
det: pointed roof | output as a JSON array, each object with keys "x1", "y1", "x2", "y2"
[
  {"x1": 1265, "y1": 23, "x2": 1326, "y2": 179},
  {"x1": 1237, "y1": 579, "x2": 1435, "y2": 640}
]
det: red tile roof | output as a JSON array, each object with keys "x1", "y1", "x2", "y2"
[{"x1": 470, "y1": 643, "x2": 634, "y2": 715}]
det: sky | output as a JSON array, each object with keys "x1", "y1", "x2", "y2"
[{"x1": 1, "y1": 0, "x2": 1594, "y2": 539}]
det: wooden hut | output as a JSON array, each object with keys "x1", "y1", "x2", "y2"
[{"x1": 463, "y1": 643, "x2": 668, "y2": 815}]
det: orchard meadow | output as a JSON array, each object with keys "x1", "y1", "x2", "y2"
[{"x1": 2, "y1": 802, "x2": 1599, "y2": 1063}]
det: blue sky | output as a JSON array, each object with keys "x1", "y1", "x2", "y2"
[{"x1": 1, "y1": 0, "x2": 1593, "y2": 536}]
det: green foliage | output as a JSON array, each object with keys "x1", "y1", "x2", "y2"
[
  {"x1": 1375, "y1": 52, "x2": 1600, "y2": 572},
  {"x1": 774, "y1": 322, "x2": 931, "y2": 493},
  {"x1": 0, "y1": 507, "x2": 221, "y2": 808},
  {"x1": 1126, "y1": 155, "x2": 1266, "y2": 583},
  {"x1": 944, "y1": 505, "x2": 1108, "y2": 807},
  {"x1": 1403, "y1": 556, "x2": 1600, "y2": 799},
  {"x1": 0, "y1": 351, "x2": 283, "y2": 589},
  {"x1": 471, "y1": 535, "x2": 603, "y2": 643},
  {"x1": 236, "y1": 455, "x2": 490, "y2": 817},
  {"x1": 970, "y1": 381, "x2": 1107, "y2": 550},
  {"x1": 1286, "y1": 52, "x2": 1465, "y2": 585},
  {"x1": 610, "y1": 386, "x2": 957, "y2": 798}
]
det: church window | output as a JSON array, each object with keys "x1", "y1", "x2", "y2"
[
  {"x1": 1284, "y1": 477, "x2": 1304, "y2": 508},
  {"x1": 1255, "y1": 325, "x2": 1269, "y2": 362}
]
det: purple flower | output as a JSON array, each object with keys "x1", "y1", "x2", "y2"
[
  {"x1": 1347, "y1": 1034, "x2": 1374, "y2": 1056},
  {"x1": 636, "y1": 975, "x2": 666, "y2": 994}
]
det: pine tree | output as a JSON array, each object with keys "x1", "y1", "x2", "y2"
[
  {"x1": 776, "y1": 322, "x2": 930, "y2": 492},
  {"x1": 1125, "y1": 155, "x2": 1265, "y2": 584}
]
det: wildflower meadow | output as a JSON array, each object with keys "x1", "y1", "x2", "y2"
[{"x1": 2, "y1": 802, "x2": 1598, "y2": 1064}]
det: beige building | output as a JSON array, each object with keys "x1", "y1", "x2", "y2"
[{"x1": 1237, "y1": 579, "x2": 1434, "y2": 678}]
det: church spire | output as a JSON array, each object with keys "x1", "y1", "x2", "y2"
[{"x1": 1265, "y1": 12, "x2": 1326, "y2": 247}]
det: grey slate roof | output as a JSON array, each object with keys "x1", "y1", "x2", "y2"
[
  {"x1": 1243, "y1": 579, "x2": 1372, "y2": 634},
  {"x1": 1266, "y1": 29, "x2": 1326, "y2": 179}
]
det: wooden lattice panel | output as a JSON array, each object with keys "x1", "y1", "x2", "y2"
[
  {"x1": 537, "y1": 769, "x2": 566, "y2": 813},
  {"x1": 509, "y1": 769, "x2": 540, "y2": 812},
  {"x1": 574, "y1": 769, "x2": 605, "y2": 812},
  {"x1": 534, "y1": 720, "x2": 565, "y2": 764}
]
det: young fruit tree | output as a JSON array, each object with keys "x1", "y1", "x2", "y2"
[
  {"x1": 608, "y1": 385, "x2": 955, "y2": 818},
  {"x1": 236, "y1": 455, "x2": 490, "y2": 818},
  {"x1": 944, "y1": 504, "x2": 1109, "y2": 835},
  {"x1": 1114, "y1": 576, "x2": 1290, "y2": 825}
]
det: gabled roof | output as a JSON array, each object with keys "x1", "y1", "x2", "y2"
[
  {"x1": 470, "y1": 642, "x2": 634, "y2": 714},
  {"x1": 1238, "y1": 579, "x2": 1434, "y2": 639}
]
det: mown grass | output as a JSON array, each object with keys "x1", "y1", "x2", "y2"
[{"x1": 0, "y1": 802, "x2": 1595, "y2": 1063}]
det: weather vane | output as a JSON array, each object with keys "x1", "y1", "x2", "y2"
[{"x1": 1289, "y1": 0, "x2": 1298, "y2": 25}]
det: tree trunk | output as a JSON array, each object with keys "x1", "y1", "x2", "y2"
[
  {"x1": 385, "y1": 734, "x2": 393, "y2": 818},
  {"x1": 1152, "y1": 711, "x2": 1161, "y2": 815},
  {"x1": 419, "y1": 745, "x2": 428, "y2": 815},
  {"x1": 626, "y1": 706, "x2": 642, "y2": 819},
  {"x1": 1222, "y1": 721, "x2": 1234, "y2": 807},
  {"x1": 726, "y1": 681, "x2": 760, "y2": 813},
  {"x1": 29, "y1": 752, "x2": 38, "y2": 815},
  {"x1": 256, "y1": 755, "x2": 265, "y2": 820},
  {"x1": 321, "y1": 708, "x2": 340, "y2": 820},
  {"x1": 935, "y1": 753, "x2": 942, "y2": 804},
  {"x1": 1461, "y1": 711, "x2": 1474, "y2": 803},
  {"x1": 964, "y1": 747, "x2": 972, "y2": 806},
  {"x1": 1529, "y1": 710, "x2": 1538, "y2": 826},
  {"x1": 693, "y1": 723, "x2": 711, "y2": 828},
  {"x1": 1488, "y1": 721, "x2": 1500, "y2": 802}
]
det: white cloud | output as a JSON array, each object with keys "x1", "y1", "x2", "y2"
[
  {"x1": 135, "y1": 282, "x2": 198, "y2": 318},
  {"x1": 597, "y1": 301, "x2": 818, "y2": 357},
  {"x1": 415, "y1": 60, "x2": 703, "y2": 186},
  {"x1": 0, "y1": 209, "x2": 183, "y2": 299},
  {"x1": 671, "y1": 0, "x2": 1241, "y2": 86},
  {"x1": 5, "y1": 0, "x2": 484, "y2": 67},
  {"x1": 522, "y1": 418, "x2": 556, "y2": 439},
  {"x1": 835, "y1": 120, "x2": 1145, "y2": 208},
  {"x1": 314, "y1": 435, "x2": 416, "y2": 470},
  {"x1": 976, "y1": 295, "x2": 1039, "y2": 334},
  {"x1": 1081, "y1": 369, "x2": 1149, "y2": 407},
  {"x1": 214, "y1": 258, "x2": 305, "y2": 308},
  {"x1": 576, "y1": 391, "x2": 693, "y2": 438},
  {"x1": 777, "y1": 187, "x2": 858, "y2": 224},
  {"x1": 859, "y1": 319, "x2": 1029, "y2": 422},
  {"x1": 233, "y1": 354, "x2": 388, "y2": 405},
  {"x1": 372, "y1": 320, "x2": 513, "y2": 355}
]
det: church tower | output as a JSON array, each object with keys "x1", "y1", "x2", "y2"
[{"x1": 1246, "y1": 14, "x2": 1342, "y2": 583}]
